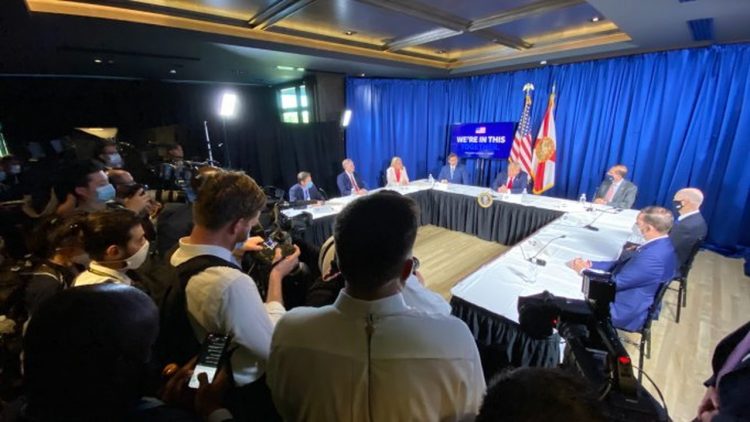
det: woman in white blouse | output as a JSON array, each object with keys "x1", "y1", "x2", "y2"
[{"x1": 386, "y1": 156, "x2": 410, "y2": 186}]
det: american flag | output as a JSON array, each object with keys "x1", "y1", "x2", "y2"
[{"x1": 510, "y1": 83, "x2": 534, "y2": 178}]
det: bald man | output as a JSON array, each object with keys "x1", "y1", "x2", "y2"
[
  {"x1": 670, "y1": 188, "x2": 708, "y2": 275},
  {"x1": 593, "y1": 165, "x2": 638, "y2": 209}
]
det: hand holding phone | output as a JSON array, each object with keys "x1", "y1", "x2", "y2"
[{"x1": 188, "y1": 333, "x2": 230, "y2": 389}]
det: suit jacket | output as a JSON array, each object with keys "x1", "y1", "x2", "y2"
[
  {"x1": 669, "y1": 212, "x2": 707, "y2": 276},
  {"x1": 591, "y1": 237, "x2": 677, "y2": 332},
  {"x1": 289, "y1": 183, "x2": 323, "y2": 202},
  {"x1": 594, "y1": 179, "x2": 638, "y2": 209},
  {"x1": 491, "y1": 171, "x2": 528, "y2": 194},
  {"x1": 385, "y1": 166, "x2": 410, "y2": 186},
  {"x1": 437, "y1": 164, "x2": 469, "y2": 185},
  {"x1": 336, "y1": 171, "x2": 367, "y2": 196},
  {"x1": 704, "y1": 320, "x2": 750, "y2": 422},
  {"x1": 155, "y1": 203, "x2": 193, "y2": 258}
]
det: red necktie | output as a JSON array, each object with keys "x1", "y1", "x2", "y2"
[
  {"x1": 506, "y1": 177, "x2": 513, "y2": 189},
  {"x1": 349, "y1": 173, "x2": 359, "y2": 192}
]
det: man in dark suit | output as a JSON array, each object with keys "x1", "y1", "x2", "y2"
[
  {"x1": 437, "y1": 153, "x2": 470, "y2": 185},
  {"x1": 593, "y1": 164, "x2": 638, "y2": 209},
  {"x1": 336, "y1": 159, "x2": 367, "y2": 196},
  {"x1": 490, "y1": 161, "x2": 528, "y2": 194},
  {"x1": 569, "y1": 206, "x2": 677, "y2": 332},
  {"x1": 669, "y1": 188, "x2": 708, "y2": 275},
  {"x1": 696, "y1": 320, "x2": 750, "y2": 422},
  {"x1": 289, "y1": 171, "x2": 324, "y2": 204}
]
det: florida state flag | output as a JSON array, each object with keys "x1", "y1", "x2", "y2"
[{"x1": 531, "y1": 88, "x2": 557, "y2": 194}]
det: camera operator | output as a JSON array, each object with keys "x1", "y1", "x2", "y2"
[
  {"x1": 567, "y1": 206, "x2": 677, "y2": 332},
  {"x1": 166, "y1": 171, "x2": 299, "y2": 420}
]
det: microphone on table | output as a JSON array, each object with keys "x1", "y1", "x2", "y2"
[
  {"x1": 583, "y1": 211, "x2": 606, "y2": 231},
  {"x1": 522, "y1": 234, "x2": 567, "y2": 267}
]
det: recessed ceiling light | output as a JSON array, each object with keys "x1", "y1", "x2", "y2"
[
  {"x1": 591, "y1": 16, "x2": 600, "y2": 22},
  {"x1": 170, "y1": 69, "x2": 177, "y2": 74},
  {"x1": 344, "y1": 30, "x2": 357, "y2": 36},
  {"x1": 107, "y1": 59, "x2": 115, "y2": 64},
  {"x1": 277, "y1": 65, "x2": 294, "y2": 71},
  {"x1": 540, "y1": 60, "x2": 547, "y2": 65},
  {"x1": 94, "y1": 59, "x2": 102, "y2": 64},
  {"x1": 360, "y1": 73, "x2": 366, "y2": 77},
  {"x1": 296, "y1": 67, "x2": 305, "y2": 72}
]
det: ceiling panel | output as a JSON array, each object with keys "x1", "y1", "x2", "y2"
[
  {"x1": 273, "y1": 0, "x2": 440, "y2": 45},
  {"x1": 421, "y1": 33, "x2": 495, "y2": 53},
  {"x1": 490, "y1": 3, "x2": 601, "y2": 40},
  {"x1": 132, "y1": 0, "x2": 275, "y2": 20},
  {"x1": 423, "y1": 0, "x2": 541, "y2": 22}
]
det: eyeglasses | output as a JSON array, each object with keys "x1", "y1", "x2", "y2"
[{"x1": 411, "y1": 256, "x2": 420, "y2": 273}]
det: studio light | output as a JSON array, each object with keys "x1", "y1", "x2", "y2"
[
  {"x1": 219, "y1": 92, "x2": 238, "y2": 118},
  {"x1": 341, "y1": 109, "x2": 352, "y2": 128}
]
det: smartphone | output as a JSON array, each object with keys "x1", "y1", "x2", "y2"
[
  {"x1": 188, "y1": 333, "x2": 230, "y2": 389},
  {"x1": 263, "y1": 237, "x2": 278, "y2": 250}
]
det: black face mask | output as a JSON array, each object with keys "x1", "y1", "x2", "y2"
[
  {"x1": 673, "y1": 200, "x2": 684, "y2": 211},
  {"x1": 605, "y1": 174, "x2": 614, "y2": 182}
]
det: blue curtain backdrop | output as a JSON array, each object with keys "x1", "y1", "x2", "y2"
[{"x1": 345, "y1": 44, "x2": 750, "y2": 253}]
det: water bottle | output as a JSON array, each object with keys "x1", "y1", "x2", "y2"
[
  {"x1": 521, "y1": 188, "x2": 528, "y2": 203},
  {"x1": 428, "y1": 173, "x2": 434, "y2": 185},
  {"x1": 579, "y1": 193, "x2": 586, "y2": 205}
]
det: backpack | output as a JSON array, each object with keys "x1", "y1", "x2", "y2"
[{"x1": 157, "y1": 254, "x2": 240, "y2": 367}]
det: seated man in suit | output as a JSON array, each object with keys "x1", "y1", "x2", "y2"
[
  {"x1": 289, "y1": 171, "x2": 324, "y2": 204},
  {"x1": 336, "y1": 159, "x2": 367, "y2": 196},
  {"x1": 593, "y1": 164, "x2": 637, "y2": 209},
  {"x1": 696, "y1": 320, "x2": 750, "y2": 422},
  {"x1": 490, "y1": 161, "x2": 528, "y2": 194},
  {"x1": 670, "y1": 188, "x2": 708, "y2": 275},
  {"x1": 568, "y1": 206, "x2": 677, "y2": 332},
  {"x1": 437, "y1": 153, "x2": 470, "y2": 185}
]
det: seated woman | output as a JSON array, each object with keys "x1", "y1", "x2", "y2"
[{"x1": 385, "y1": 156, "x2": 410, "y2": 187}]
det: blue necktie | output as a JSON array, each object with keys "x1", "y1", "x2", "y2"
[
  {"x1": 304, "y1": 188, "x2": 310, "y2": 201},
  {"x1": 450, "y1": 167, "x2": 455, "y2": 180}
]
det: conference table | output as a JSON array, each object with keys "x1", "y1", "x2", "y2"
[{"x1": 282, "y1": 181, "x2": 640, "y2": 376}]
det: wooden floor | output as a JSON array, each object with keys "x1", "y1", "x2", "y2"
[
  {"x1": 413, "y1": 227, "x2": 750, "y2": 422},
  {"x1": 412, "y1": 225, "x2": 507, "y2": 300},
  {"x1": 625, "y1": 251, "x2": 750, "y2": 422}
]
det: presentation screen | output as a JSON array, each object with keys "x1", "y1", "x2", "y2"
[{"x1": 449, "y1": 122, "x2": 514, "y2": 159}]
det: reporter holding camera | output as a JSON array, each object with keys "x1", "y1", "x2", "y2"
[{"x1": 167, "y1": 171, "x2": 299, "y2": 419}]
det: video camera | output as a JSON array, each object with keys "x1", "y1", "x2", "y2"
[{"x1": 517, "y1": 271, "x2": 668, "y2": 421}]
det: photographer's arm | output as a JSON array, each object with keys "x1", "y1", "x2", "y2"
[{"x1": 267, "y1": 246, "x2": 301, "y2": 306}]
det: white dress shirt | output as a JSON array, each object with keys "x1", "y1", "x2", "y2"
[
  {"x1": 170, "y1": 237, "x2": 285, "y2": 386},
  {"x1": 267, "y1": 291, "x2": 486, "y2": 422},
  {"x1": 74, "y1": 261, "x2": 132, "y2": 286},
  {"x1": 402, "y1": 274, "x2": 451, "y2": 315},
  {"x1": 678, "y1": 210, "x2": 700, "y2": 221}
]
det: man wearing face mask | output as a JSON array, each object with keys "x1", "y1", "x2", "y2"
[
  {"x1": 94, "y1": 140, "x2": 124, "y2": 169},
  {"x1": 55, "y1": 160, "x2": 117, "y2": 215},
  {"x1": 74, "y1": 209, "x2": 150, "y2": 287},
  {"x1": 593, "y1": 164, "x2": 638, "y2": 209},
  {"x1": 168, "y1": 171, "x2": 300, "y2": 419},
  {"x1": 288, "y1": 171, "x2": 324, "y2": 205},
  {"x1": 669, "y1": 188, "x2": 708, "y2": 276},
  {"x1": 568, "y1": 206, "x2": 677, "y2": 331}
]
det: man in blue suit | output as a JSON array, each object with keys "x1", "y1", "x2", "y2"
[
  {"x1": 490, "y1": 161, "x2": 528, "y2": 194},
  {"x1": 289, "y1": 171, "x2": 324, "y2": 204},
  {"x1": 568, "y1": 206, "x2": 677, "y2": 332},
  {"x1": 336, "y1": 159, "x2": 367, "y2": 196},
  {"x1": 670, "y1": 188, "x2": 708, "y2": 276},
  {"x1": 437, "y1": 153, "x2": 470, "y2": 185}
]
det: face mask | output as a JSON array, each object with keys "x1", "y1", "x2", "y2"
[
  {"x1": 9, "y1": 164, "x2": 21, "y2": 175},
  {"x1": 107, "y1": 153, "x2": 123, "y2": 168},
  {"x1": 673, "y1": 200, "x2": 683, "y2": 211},
  {"x1": 631, "y1": 223, "x2": 643, "y2": 238},
  {"x1": 606, "y1": 174, "x2": 614, "y2": 182},
  {"x1": 71, "y1": 253, "x2": 91, "y2": 266},
  {"x1": 96, "y1": 184, "x2": 116, "y2": 203},
  {"x1": 0, "y1": 171, "x2": 5, "y2": 182},
  {"x1": 124, "y1": 241, "x2": 149, "y2": 270},
  {"x1": 307, "y1": 181, "x2": 314, "y2": 189}
]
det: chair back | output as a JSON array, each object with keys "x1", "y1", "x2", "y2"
[
  {"x1": 642, "y1": 281, "x2": 671, "y2": 332},
  {"x1": 679, "y1": 238, "x2": 704, "y2": 278}
]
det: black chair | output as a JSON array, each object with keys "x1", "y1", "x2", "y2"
[
  {"x1": 668, "y1": 239, "x2": 703, "y2": 323},
  {"x1": 623, "y1": 281, "x2": 671, "y2": 383}
]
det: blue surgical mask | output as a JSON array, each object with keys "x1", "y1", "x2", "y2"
[
  {"x1": 96, "y1": 184, "x2": 116, "y2": 202},
  {"x1": 306, "y1": 181, "x2": 314, "y2": 189},
  {"x1": 107, "y1": 153, "x2": 123, "y2": 168}
]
